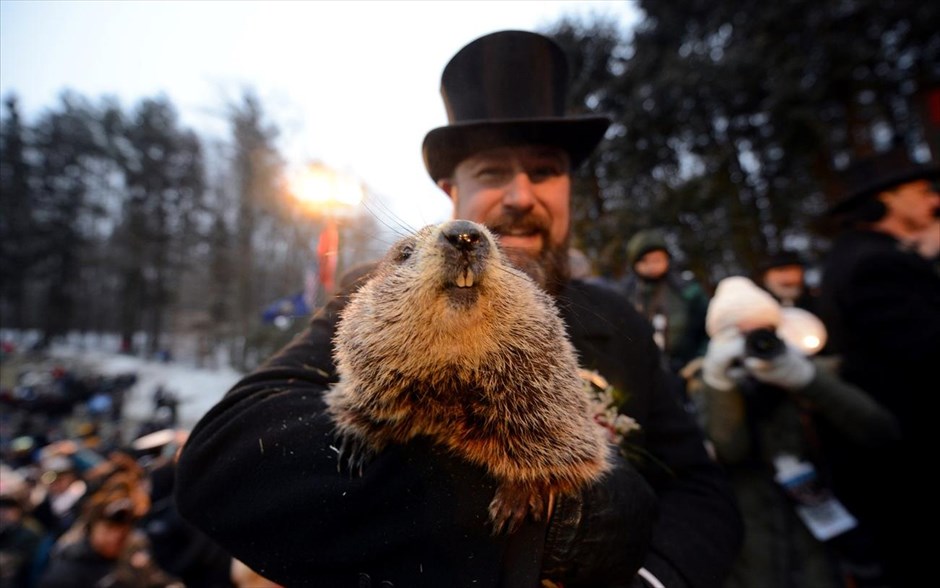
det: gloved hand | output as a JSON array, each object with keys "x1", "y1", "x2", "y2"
[
  {"x1": 743, "y1": 343, "x2": 816, "y2": 390},
  {"x1": 541, "y1": 454, "x2": 657, "y2": 586},
  {"x1": 701, "y1": 333, "x2": 747, "y2": 391}
]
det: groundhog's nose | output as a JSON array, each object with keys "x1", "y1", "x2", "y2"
[{"x1": 442, "y1": 220, "x2": 484, "y2": 252}]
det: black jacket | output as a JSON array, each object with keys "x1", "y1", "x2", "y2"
[
  {"x1": 818, "y1": 228, "x2": 940, "y2": 586},
  {"x1": 175, "y1": 278, "x2": 742, "y2": 587},
  {"x1": 37, "y1": 536, "x2": 177, "y2": 588},
  {"x1": 37, "y1": 539, "x2": 115, "y2": 588}
]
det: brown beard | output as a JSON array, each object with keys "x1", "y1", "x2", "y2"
[{"x1": 486, "y1": 215, "x2": 570, "y2": 296}]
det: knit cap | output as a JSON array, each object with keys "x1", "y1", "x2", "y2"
[
  {"x1": 626, "y1": 230, "x2": 670, "y2": 267},
  {"x1": 706, "y1": 276, "x2": 782, "y2": 338}
]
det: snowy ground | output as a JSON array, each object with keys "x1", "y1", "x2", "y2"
[
  {"x1": 48, "y1": 347, "x2": 244, "y2": 434},
  {"x1": 1, "y1": 330, "x2": 244, "y2": 436}
]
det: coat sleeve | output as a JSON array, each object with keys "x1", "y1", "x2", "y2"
[
  {"x1": 636, "y1": 345, "x2": 744, "y2": 588},
  {"x1": 795, "y1": 361, "x2": 901, "y2": 447},
  {"x1": 174, "y1": 289, "x2": 516, "y2": 587}
]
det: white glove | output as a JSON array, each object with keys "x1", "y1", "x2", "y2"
[
  {"x1": 702, "y1": 333, "x2": 747, "y2": 391},
  {"x1": 743, "y1": 343, "x2": 816, "y2": 390}
]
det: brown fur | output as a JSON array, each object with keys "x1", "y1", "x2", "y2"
[{"x1": 325, "y1": 220, "x2": 612, "y2": 533}]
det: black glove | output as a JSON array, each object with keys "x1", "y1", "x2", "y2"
[{"x1": 540, "y1": 453, "x2": 658, "y2": 587}]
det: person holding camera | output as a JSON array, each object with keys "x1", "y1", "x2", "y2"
[{"x1": 689, "y1": 276, "x2": 899, "y2": 588}]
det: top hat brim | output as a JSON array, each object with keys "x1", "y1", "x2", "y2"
[
  {"x1": 422, "y1": 116, "x2": 610, "y2": 182},
  {"x1": 827, "y1": 163, "x2": 940, "y2": 217}
]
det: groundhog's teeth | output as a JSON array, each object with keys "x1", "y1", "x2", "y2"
[{"x1": 456, "y1": 268, "x2": 475, "y2": 288}]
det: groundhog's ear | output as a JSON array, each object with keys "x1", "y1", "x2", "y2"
[{"x1": 437, "y1": 178, "x2": 457, "y2": 201}]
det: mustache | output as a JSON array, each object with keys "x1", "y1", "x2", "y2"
[{"x1": 486, "y1": 214, "x2": 550, "y2": 239}]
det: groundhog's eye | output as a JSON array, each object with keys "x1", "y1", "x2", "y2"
[{"x1": 396, "y1": 244, "x2": 414, "y2": 262}]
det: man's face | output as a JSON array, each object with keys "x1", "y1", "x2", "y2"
[
  {"x1": 762, "y1": 265, "x2": 804, "y2": 303},
  {"x1": 89, "y1": 519, "x2": 133, "y2": 559},
  {"x1": 633, "y1": 249, "x2": 670, "y2": 281},
  {"x1": 439, "y1": 145, "x2": 572, "y2": 292},
  {"x1": 879, "y1": 179, "x2": 940, "y2": 234}
]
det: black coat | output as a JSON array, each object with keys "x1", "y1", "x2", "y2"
[
  {"x1": 143, "y1": 461, "x2": 235, "y2": 588},
  {"x1": 175, "y1": 279, "x2": 742, "y2": 588},
  {"x1": 37, "y1": 536, "x2": 177, "y2": 588},
  {"x1": 818, "y1": 229, "x2": 940, "y2": 586},
  {"x1": 37, "y1": 539, "x2": 115, "y2": 588}
]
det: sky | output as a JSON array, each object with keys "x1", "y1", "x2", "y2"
[{"x1": 0, "y1": 0, "x2": 640, "y2": 230}]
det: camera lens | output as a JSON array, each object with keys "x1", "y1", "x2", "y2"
[{"x1": 745, "y1": 328, "x2": 785, "y2": 359}]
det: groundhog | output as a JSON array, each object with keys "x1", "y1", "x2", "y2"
[{"x1": 324, "y1": 219, "x2": 612, "y2": 534}]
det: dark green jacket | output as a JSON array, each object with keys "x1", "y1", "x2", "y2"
[
  {"x1": 689, "y1": 363, "x2": 900, "y2": 588},
  {"x1": 617, "y1": 272, "x2": 710, "y2": 373}
]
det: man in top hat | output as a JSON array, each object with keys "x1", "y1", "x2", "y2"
[
  {"x1": 817, "y1": 146, "x2": 940, "y2": 587},
  {"x1": 176, "y1": 30, "x2": 742, "y2": 587}
]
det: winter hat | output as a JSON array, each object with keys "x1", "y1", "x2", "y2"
[
  {"x1": 626, "y1": 230, "x2": 670, "y2": 267},
  {"x1": 706, "y1": 276, "x2": 782, "y2": 338},
  {"x1": 757, "y1": 250, "x2": 805, "y2": 275}
]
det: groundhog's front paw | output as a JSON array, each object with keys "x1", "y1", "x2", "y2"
[
  {"x1": 489, "y1": 482, "x2": 547, "y2": 535},
  {"x1": 333, "y1": 433, "x2": 373, "y2": 476}
]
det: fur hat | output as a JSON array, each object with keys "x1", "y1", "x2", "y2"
[
  {"x1": 706, "y1": 276, "x2": 782, "y2": 338},
  {"x1": 707, "y1": 276, "x2": 828, "y2": 354},
  {"x1": 422, "y1": 30, "x2": 610, "y2": 182},
  {"x1": 828, "y1": 146, "x2": 940, "y2": 218}
]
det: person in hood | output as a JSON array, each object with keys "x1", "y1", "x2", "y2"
[{"x1": 616, "y1": 229, "x2": 710, "y2": 375}]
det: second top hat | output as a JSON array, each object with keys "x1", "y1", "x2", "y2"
[{"x1": 828, "y1": 146, "x2": 940, "y2": 217}]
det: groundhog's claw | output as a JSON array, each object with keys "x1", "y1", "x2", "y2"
[
  {"x1": 489, "y1": 483, "x2": 546, "y2": 535},
  {"x1": 335, "y1": 434, "x2": 372, "y2": 476}
]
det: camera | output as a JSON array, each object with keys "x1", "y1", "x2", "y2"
[{"x1": 744, "y1": 328, "x2": 786, "y2": 360}]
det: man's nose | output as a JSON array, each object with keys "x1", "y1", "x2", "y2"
[{"x1": 502, "y1": 171, "x2": 536, "y2": 210}]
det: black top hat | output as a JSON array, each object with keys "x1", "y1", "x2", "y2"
[
  {"x1": 828, "y1": 146, "x2": 940, "y2": 217},
  {"x1": 422, "y1": 30, "x2": 611, "y2": 182}
]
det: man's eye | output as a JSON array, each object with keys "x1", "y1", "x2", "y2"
[
  {"x1": 477, "y1": 167, "x2": 510, "y2": 182},
  {"x1": 528, "y1": 165, "x2": 563, "y2": 182}
]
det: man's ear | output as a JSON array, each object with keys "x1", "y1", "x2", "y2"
[{"x1": 437, "y1": 178, "x2": 457, "y2": 201}]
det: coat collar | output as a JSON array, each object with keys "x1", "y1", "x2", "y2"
[{"x1": 556, "y1": 280, "x2": 618, "y2": 341}]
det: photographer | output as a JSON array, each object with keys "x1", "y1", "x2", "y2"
[{"x1": 688, "y1": 277, "x2": 899, "y2": 588}]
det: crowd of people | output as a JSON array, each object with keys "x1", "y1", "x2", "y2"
[
  {"x1": 577, "y1": 147, "x2": 937, "y2": 587},
  {"x1": 0, "y1": 360, "x2": 279, "y2": 588},
  {"x1": 4, "y1": 28, "x2": 937, "y2": 588}
]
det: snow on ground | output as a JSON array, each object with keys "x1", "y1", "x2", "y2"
[{"x1": 49, "y1": 346, "x2": 243, "y2": 434}]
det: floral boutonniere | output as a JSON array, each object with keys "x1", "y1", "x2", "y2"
[{"x1": 579, "y1": 368, "x2": 641, "y2": 449}]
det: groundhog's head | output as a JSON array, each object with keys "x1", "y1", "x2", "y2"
[{"x1": 336, "y1": 219, "x2": 557, "y2": 366}]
